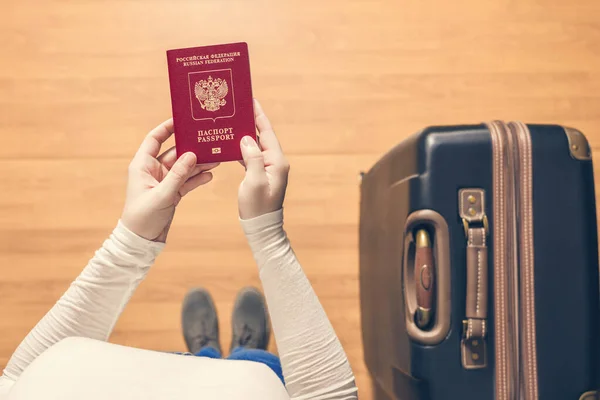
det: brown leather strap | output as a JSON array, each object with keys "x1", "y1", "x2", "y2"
[
  {"x1": 465, "y1": 230, "x2": 488, "y2": 321},
  {"x1": 459, "y1": 189, "x2": 489, "y2": 370}
]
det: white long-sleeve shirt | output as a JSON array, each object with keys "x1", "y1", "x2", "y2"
[{"x1": 0, "y1": 209, "x2": 357, "y2": 399}]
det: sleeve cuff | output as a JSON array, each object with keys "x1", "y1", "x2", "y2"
[
  {"x1": 239, "y1": 209, "x2": 284, "y2": 235},
  {"x1": 114, "y1": 220, "x2": 166, "y2": 259}
]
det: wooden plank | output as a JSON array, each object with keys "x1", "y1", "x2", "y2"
[{"x1": 2, "y1": 0, "x2": 600, "y2": 398}]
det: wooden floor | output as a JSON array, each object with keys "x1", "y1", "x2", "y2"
[{"x1": 2, "y1": 0, "x2": 600, "y2": 398}]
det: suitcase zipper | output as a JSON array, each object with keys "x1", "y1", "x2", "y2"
[
  {"x1": 509, "y1": 121, "x2": 539, "y2": 400},
  {"x1": 489, "y1": 120, "x2": 514, "y2": 400},
  {"x1": 505, "y1": 122, "x2": 522, "y2": 400},
  {"x1": 488, "y1": 121, "x2": 539, "y2": 400}
]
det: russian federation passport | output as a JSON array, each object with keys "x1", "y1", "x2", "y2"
[{"x1": 166, "y1": 42, "x2": 255, "y2": 163}]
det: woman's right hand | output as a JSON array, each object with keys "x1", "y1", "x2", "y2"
[{"x1": 238, "y1": 99, "x2": 290, "y2": 220}]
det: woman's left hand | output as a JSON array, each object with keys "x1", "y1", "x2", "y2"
[
  {"x1": 238, "y1": 99, "x2": 290, "y2": 220},
  {"x1": 121, "y1": 119, "x2": 218, "y2": 242}
]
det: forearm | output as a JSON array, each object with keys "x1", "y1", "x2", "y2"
[
  {"x1": 241, "y1": 210, "x2": 358, "y2": 400},
  {"x1": 1, "y1": 221, "x2": 163, "y2": 382}
]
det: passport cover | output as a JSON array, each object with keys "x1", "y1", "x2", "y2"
[{"x1": 166, "y1": 42, "x2": 255, "y2": 163}]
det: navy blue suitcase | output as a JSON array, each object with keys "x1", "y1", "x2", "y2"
[{"x1": 359, "y1": 121, "x2": 600, "y2": 400}]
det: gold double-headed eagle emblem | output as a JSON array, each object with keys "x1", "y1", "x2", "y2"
[{"x1": 194, "y1": 76, "x2": 228, "y2": 112}]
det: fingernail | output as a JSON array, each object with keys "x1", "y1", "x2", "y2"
[{"x1": 241, "y1": 136, "x2": 253, "y2": 147}]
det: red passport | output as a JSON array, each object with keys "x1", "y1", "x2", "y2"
[{"x1": 166, "y1": 42, "x2": 255, "y2": 163}]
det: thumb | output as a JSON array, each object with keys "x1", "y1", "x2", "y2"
[
  {"x1": 240, "y1": 136, "x2": 266, "y2": 179},
  {"x1": 156, "y1": 152, "x2": 197, "y2": 199}
]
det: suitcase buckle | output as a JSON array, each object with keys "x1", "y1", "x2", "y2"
[
  {"x1": 462, "y1": 215, "x2": 489, "y2": 237},
  {"x1": 459, "y1": 189, "x2": 489, "y2": 237}
]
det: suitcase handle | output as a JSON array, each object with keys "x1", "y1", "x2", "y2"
[
  {"x1": 414, "y1": 229, "x2": 435, "y2": 330},
  {"x1": 459, "y1": 189, "x2": 489, "y2": 370},
  {"x1": 402, "y1": 210, "x2": 451, "y2": 346}
]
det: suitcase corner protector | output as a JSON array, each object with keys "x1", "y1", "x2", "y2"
[{"x1": 563, "y1": 126, "x2": 592, "y2": 160}]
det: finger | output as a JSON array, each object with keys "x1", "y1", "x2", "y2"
[
  {"x1": 137, "y1": 119, "x2": 175, "y2": 158},
  {"x1": 238, "y1": 160, "x2": 246, "y2": 168},
  {"x1": 196, "y1": 162, "x2": 220, "y2": 173},
  {"x1": 157, "y1": 146, "x2": 177, "y2": 169},
  {"x1": 179, "y1": 172, "x2": 214, "y2": 197},
  {"x1": 240, "y1": 136, "x2": 266, "y2": 180},
  {"x1": 159, "y1": 157, "x2": 216, "y2": 184},
  {"x1": 188, "y1": 162, "x2": 219, "y2": 179},
  {"x1": 156, "y1": 152, "x2": 197, "y2": 199},
  {"x1": 254, "y1": 99, "x2": 273, "y2": 132},
  {"x1": 158, "y1": 147, "x2": 219, "y2": 174},
  {"x1": 253, "y1": 99, "x2": 282, "y2": 152}
]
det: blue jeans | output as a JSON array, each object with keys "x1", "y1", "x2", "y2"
[{"x1": 182, "y1": 347, "x2": 284, "y2": 384}]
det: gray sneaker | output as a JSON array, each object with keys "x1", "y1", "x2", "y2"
[
  {"x1": 182, "y1": 288, "x2": 222, "y2": 355},
  {"x1": 230, "y1": 287, "x2": 270, "y2": 352}
]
